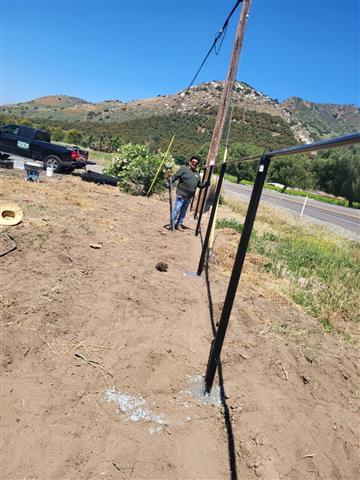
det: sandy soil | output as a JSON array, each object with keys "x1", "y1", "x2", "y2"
[{"x1": 1, "y1": 169, "x2": 359, "y2": 480}]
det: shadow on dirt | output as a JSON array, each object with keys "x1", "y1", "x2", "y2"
[{"x1": 204, "y1": 259, "x2": 238, "y2": 480}]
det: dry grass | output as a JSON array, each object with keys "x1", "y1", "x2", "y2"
[{"x1": 214, "y1": 198, "x2": 360, "y2": 340}]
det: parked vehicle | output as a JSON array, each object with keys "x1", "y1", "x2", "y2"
[{"x1": 0, "y1": 125, "x2": 95, "y2": 173}]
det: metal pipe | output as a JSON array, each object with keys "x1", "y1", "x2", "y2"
[
  {"x1": 197, "y1": 163, "x2": 227, "y2": 276},
  {"x1": 224, "y1": 132, "x2": 360, "y2": 166},
  {"x1": 266, "y1": 132, "x2": 360, "y2": 158},
  {"x1": 204, "y1": 156, "x2": 271, "y2": 394},
  {"x1": 195, "y1": 165, "x2": 214, "y2": 236},
  {"x1": 193, "y1": 167, "x2": 207, "y2": 218}
]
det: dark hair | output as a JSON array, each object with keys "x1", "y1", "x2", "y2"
[{"x1": 189, "y1": 156, "x2": 200, "y2": 163}]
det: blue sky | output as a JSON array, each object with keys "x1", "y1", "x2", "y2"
[{"x1": 1, "y1": 0, "x2": 359, "y2": 106}]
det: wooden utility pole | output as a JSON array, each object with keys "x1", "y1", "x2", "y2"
[{"x1": 195, "y1": 0, "x2": 252, "y2": 215}]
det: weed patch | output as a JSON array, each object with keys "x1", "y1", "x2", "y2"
[{"x1": 216, "y1": 215, "x2": 360, "y2": 333}]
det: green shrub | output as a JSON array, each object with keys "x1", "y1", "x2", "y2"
[
  {"x1": 104, "y1": 143, "x2": 175, "y2": 196},
  {"x1": 216, "y1": 218, "x2": 244, "y2": 233}
]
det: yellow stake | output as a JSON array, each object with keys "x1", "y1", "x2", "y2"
[
  {"x1": 146, "y1": 135, "x2": 176, "y2": 196},
  {"x1": 208, "y1": 146, "x2": 228, "y2": 251}
]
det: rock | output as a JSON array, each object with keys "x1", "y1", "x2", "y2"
[{"x1": 156, "y1": 262, "x2": 168, "y2": 272}]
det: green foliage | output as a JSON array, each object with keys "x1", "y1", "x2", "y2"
[
  {"x1": 216, "y1": 218, "x2": 244, "y2": 233},
  {"x1": 257, "y1": 231, "x2": 360, "y2": 325},
  {"x1": 224, "y1": 176, "x2": 360, "y2": 209},
  {"x1": 50, "y1": 127, "x2": 66, "y2": 141},
  {"x1": 66, "y1": 129, "x2": 83, "y2": 145},
  {"x1": 226, "y1": 143, "x2": 263, "y2": 183},
  {"x1": 217, "y1": 214, "x2": 360, "y2": 328},
  {"x1": 315, "y1": 146, "x2": 360, "y2": 207},
  {"x1": 104, "y1": 143, "x2": 175, "y2": 196},
  {"x1": 269, "y1": 154, "x2": 315, "y2": 192}
]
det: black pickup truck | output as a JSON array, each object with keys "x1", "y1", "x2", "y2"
[{"x1": 0, "y1": 124, "x2": 94, "y2": 173}]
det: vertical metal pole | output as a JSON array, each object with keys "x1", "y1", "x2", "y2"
[
  {"x1": 193, "y1": 167, "x2": 207, "y2": 218},
  {"x1": 204, "y1": 156, "x2": 271, "y2": 394},
  {"x1": 195, "y1": 165, "x2": 214, "y2": 236},
  {"x1": 197, "y1": 163, "x2": 227, "y2": 276},
  {"x1": 169, "y1": 177, "x2": 174, "y2": 232},
  {"x1": 189, "y1": 193, "x2": 195, "y2": 212}
]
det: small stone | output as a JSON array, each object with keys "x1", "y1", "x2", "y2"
[
  {"x1": 300, "y1": 374, "x2": 310, "y2": 384},
  {"x1": 255, "y1": 466, "x2": 265, "y2": 477},
  {"x1": 155, "y1": 262, "x2": 168, "y2": 272},
  {"x1": 90, "y1": 243, "x2": 102, "y2": 249}
]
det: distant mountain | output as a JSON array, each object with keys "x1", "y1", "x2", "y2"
[
  {"x1": 1, "y1": 82, "x2": 358, "y2": 145},
  {"x1": 282, "y1": 97, "x2": 360, "y2": 140}
]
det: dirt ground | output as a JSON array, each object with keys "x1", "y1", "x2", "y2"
[{"x1": 1, "y1": 169, "x2": 359, "y2": 480}]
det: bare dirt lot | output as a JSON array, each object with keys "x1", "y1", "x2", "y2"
[{"x1": 1, "y1": 169, "x2": 359, "y2": 480}]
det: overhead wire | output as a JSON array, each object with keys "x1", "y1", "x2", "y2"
[
  {"x1": 146, "y1": 0, "x2": 243, "y2": 195},
  {"x1": 182, "y1": 0, "x2": 243, "y2": 101}
]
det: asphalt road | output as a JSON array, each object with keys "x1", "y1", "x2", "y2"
[{"x1": 224, "y1": 181, "x2": 360, "y2": 238}]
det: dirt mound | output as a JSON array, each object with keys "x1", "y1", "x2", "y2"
[{"x1": 1, "y1": 169, "x2": 359, "y2": 479}]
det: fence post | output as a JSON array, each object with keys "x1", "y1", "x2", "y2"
[
  {"x1": 193, "y1": 167, "x2": 208, "y2": 218},
  {"x1": 195, "y1": 165, "x2": 214, "y2": 236},
  {"x1": 203, "y1": 155, "x2": 271, "y2": 394},
  {"x1": 168, "y1": 177, "x2": 174, "y2": 232},
  {"x1": 197, "y1": 163, "x2": 227, "y2": 276},
  {"x1": 300, "y1": 196, "x2": 308, "y2": 218}
]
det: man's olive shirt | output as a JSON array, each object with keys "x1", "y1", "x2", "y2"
[{"x1": 172, "y1": 166, "x2": 201, "y2": 198}]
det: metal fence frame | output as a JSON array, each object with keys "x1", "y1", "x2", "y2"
[{"x1": 202, "y1": 132, "x2": 360, "y2": 394}]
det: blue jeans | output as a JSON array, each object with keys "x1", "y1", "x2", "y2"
[{"x1": 172, "y1": 194, "x2": 191, "y2": 225}]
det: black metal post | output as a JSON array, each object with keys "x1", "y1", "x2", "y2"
[
  {"x1": 195, "y1": 165, "x2": 214, "y2": 236},
  {"x1": 193, "y1": 167, "x2": 208, "y2": 219},
  {"x1": 204, "y1": 156, "x2": 271, "y2": 394},
  {"x1": 169, "y1": 177, "x2": 174, "y2": 232},
  {"x1": 189, "y1": 193, "x2": 195, "y2": 212},
  {"x1": 197, "y1": 163, "x2": 227, "y2": 276},
  {"x1": 190, "y1": 167, "x2": 203, "y2": 212}
]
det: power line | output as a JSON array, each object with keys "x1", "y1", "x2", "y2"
[{"x1": 182, "y1": 0, "x2": 243, "y2": 97}]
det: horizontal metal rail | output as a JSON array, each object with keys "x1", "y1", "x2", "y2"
[
  {"x1": 224, "y1": 132, "x2": 360, "y2": 165},
  {"x1": 266, "y1": 132, "x2": 360, "y2": 158},
  {"x1": 202, "y1": 130, "x2": 360, "y2": 395}
]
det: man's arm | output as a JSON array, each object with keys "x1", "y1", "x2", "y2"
[
  {"x1": 171, "y1": 166, "x2": 186, "y2": 182},
  {"x1": 198, "y1": 180, "x2": 210, "y2": 189},
  {"x1": 166, "y1": 166, "x2": 185, "y2": 188}
]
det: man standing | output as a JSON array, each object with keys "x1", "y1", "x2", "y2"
[{"x1": 169, "y1": 156, "x2": 209, "y2": 231}]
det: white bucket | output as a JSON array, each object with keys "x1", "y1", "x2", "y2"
[{"x1": 46, "y1": 166, "x2": 54, "y2": 177}]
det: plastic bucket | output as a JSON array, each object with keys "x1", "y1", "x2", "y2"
[{"x1": 46, "y1": 166, "x2": 54, "y2": 177}]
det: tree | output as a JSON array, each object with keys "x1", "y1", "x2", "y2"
[
  {"x1": 51, "y1": 127, "x2": 66, "y2": 142},
  {"x1": 269, "y1": 154, "x2": 315, "y2": 192},
  {"x1": 315, "y1": 146, "x2": 360, "y2": 207},
  {"x1": 104, "y1": 143, "x2": 175, "y2": 196},
  {"x1": 226, "y1": 143, "x2": 262, "y2": 183},
  {"x1": 67, "y1": 129, "x2": 83, "y2": 145}
]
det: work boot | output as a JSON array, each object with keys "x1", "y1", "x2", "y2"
[{"x1": 175, "y1": 224, "x2": 184, "y2": 232}]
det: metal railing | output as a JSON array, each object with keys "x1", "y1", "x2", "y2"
[{"x1": 200, "y1": 131, "x2": 360, "y2": 394}]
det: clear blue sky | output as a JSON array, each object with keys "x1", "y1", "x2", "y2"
[{"x1": 1, "y1": 0, "x2": 359, "y2": 106}]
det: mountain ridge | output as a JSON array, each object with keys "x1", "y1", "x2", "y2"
[{"x1": 1, "y1": 81, "x2": 359, "y2": 143}]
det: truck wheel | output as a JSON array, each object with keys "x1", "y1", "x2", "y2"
[{"x1": 44, "y1": 155, "x2": 62, "y2": 173}]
